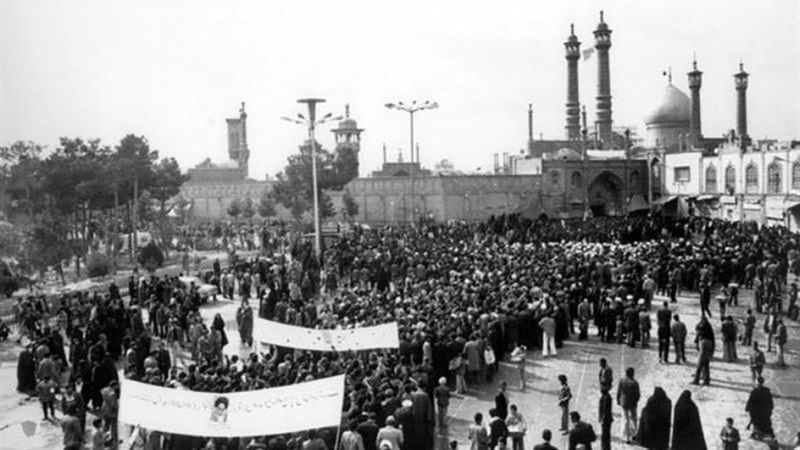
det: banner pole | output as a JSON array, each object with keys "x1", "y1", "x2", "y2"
[{"x1": 333, "y1": 424, "x2": 342, "y2": 450}]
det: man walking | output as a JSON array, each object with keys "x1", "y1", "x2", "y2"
[
  {"x1": 749, "y1": 341, "x2": 766, "y2": 383},
  {"x1": 692, "y1": 331, "x2": 714, "y2": 386},
  {"x1": 616, "y1": 367, "x2": 640, "y2": 444},
  {"x1": 558, "y1": 375, "x2": 573, "y2": 434},
  {"x1": 656, "y1": 302, "x2": 671, "y2": 363},
  {"x1": 598, "y1": 358, "x2": 613, "y2": 392},
  {"x1": 567, "y1": 412, "x2": 597, "y2": 450},
  {"x1": 598, "y1": 385, "x2": 613, "y2": 450},
  {"x1": 433, "y1": 377, "x2": 450, "y2": 431},
  {"x1": 671, "y1": 314, "x2": 687, "y2": 363}
]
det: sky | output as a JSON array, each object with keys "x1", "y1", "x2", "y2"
[{"x1": 1, "y1": 0, "x2": 799, "y2": 179}]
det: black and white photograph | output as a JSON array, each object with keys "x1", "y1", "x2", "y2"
[{"x1": 1, "y1": 1, "x2": 799, "y2": 449}]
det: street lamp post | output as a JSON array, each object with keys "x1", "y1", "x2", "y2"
[
  {"x1": 281, "y1": 99, "x2": 342, "y2": 263},
  {"x1": 385, "y1": 100, "x2": 438, "y2": 223}
]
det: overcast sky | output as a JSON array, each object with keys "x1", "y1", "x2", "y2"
[{"x1": 2, "y1": 0, "x2": 798, "y2": 179}]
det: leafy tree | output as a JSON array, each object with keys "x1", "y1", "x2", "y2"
[
  {"x1": 272, "y1": 139, "x2": 359, "y2": 221},
  {"x1": 227, "y1": 199, "x2": 242, "y2": 218},
  {"x1": 149, "y1": 157, "x2": 189, "y2": 216},
  {"x1": 137, "y1": 242, "x2": 164, "y2": 273},
  {"x1": 25, "y1": 212, "x2": 74, "y2": 284},
  {"x1": 257, "y1": 192, "x2": 276, "y2": 219},
  {"x1": 86, "y1": 252, "x2": 111, "y2": 278},
  {"x1": 241, "y1": 197, "x2": 255, "y2": 219},
  {"x1": 342, "y1": 189, "x2": 359, "y2": 220}
]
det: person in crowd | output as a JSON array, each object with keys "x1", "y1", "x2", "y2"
[
  {"x1": 567, "y1": 411, "x2": 597, "y2": 450},
  {"x1": 434, "y1": 377, "x2": 451, "y2": 431},
  {"x1": 533, "y1": 429, "x2": 558, "y2": 450},
  {"x1": 467, "y1": 412, "x2": 488, "y2": 450},
  {"x1": 693, "y1": 320, "x2": 715, "y2": 386},
  {"x1": 375, "y1": 416, "x2": 403, "y2": 450},
  {"x1": 505, "y1": 404, "x2": 526, "y2": 450},
  {"x1": 775, "y1": 317, "x2": 787, "y2": 367},
  {"x1": 750, "y1": 341, "x2": 766, "y2": 383},
  {"x1": 656, "y1": 302, "x2": 671, "y2": 363},
  {"x1": 616, "y1": 367, "x2": 640, "y2": 444},
  {"x1": 494, "y1": 381, "x2": 509, "y2": 421},
  {"x1": 509, "y1": 344, "x2": 527, "y2": 390},
  {"x1": 16, "y1": 344, "x2": 37, "y2": 394},
  {"x1": 61, "y1": 411, "x2": 83, "y2": 449},
  {"x1": 745, "y1": 377, "x2": 775, "y2": 440},
  {"x1": 236, "y1": 299, "x2": 254, "y2": 347},
  {"x1": 671, "y1": 390, "x2": 707, "y2": 450},
  {"x1": 339, "y1": 420, "x2": 365, "y2": 450},
  {"x1": 558, "y1": 374, "x2": 573, "y2": 435},
  {"x1": 598, "y1": 358, "x2": 612, "y2": 392},
  {"x1": 597, "y1": 385, "x2": 613, "y2": 450},
  {"x1": 634, "y1": 386, "x2": 671, "y2": 450},
  {"x1": 721, "y1": 315, "x2": 738, "y2": 362},
  {"x1": 36, "y1": 373, "x2": 58, "y2": 421},
  {"x1": 61, "y1": 383, "x2": 86, "y2": 438},
  {"x1": 720, "y1": 417, "x2": 741, "y2": 450},
  {"x1": 742, "y1": 309, "x2": 756, "y2": 346},
  {"x1": 671, "y1": 314, "x2": 687, "y2": 364},
  {"x1": 487, "y1": 408, "x2": 508, "y2": 450}
]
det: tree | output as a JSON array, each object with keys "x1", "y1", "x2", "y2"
[
  {"x1": 25, "y1": 212, "x2": 74, "y2": 284},
  {"x1": 137, "y1": 242, "x2": 164, "y2": 273},
  {"x1": 342, "y1": 189, "x2": 359, "y2": 220},
  {"x1": 272, "y1": 139, "x2": 359, "y2": 222},
  {"x1": 241, "y1": 197, "x2": 255, "y2": 219},
  {"x1": 257, "y1": 192, "x2": 276, "y2": 219},
  {"x1": 227, "y1": 199, "x2": 242, "y2": 218}
]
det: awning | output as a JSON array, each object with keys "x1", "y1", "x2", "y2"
[
  {"x1": 651, "y1": 196, "x2": 677, "y2": 205},
  {"x1": 785, "y1": 200, "x2": 800, "y2": 210},
  {"x1": 628, "y1": 195, "x2": 649, "y2": 212},
  {"x1": 696, "y1": 194, "x2": 719, "y2": 201}
]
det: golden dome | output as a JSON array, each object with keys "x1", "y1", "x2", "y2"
[{"x1": 644, "y1": 84, "x2": 691, "y2": 126}]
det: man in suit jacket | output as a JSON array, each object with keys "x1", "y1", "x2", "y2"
[
  {"x1": 567, "y1": 412, "x2": 597, "y2": 450},
  {"x1": 598, "y1": 358, "x2": 613, "y2": 392},
  {"x1": 533, "y1": 429, "x2": 559, "y2": 450},
  {"x1": 598, "y1": 386, "x2": 613, "y2": 450},
  {"x1": 487, "y1": 408, "x2": 508, "y2": 450},
  {"x1": 375, "y1": 416, "x2": 403, "y2": 450},
  {"x1": 495, "y1": 381, "x2": 509, "y2": 420},
  {"x1": 616, "y1": 367, "x2": 640, "y2": 444}
]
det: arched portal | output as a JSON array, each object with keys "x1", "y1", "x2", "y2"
[{"x1": 588, "y1": 171, "x2": 624, "y2": 216}]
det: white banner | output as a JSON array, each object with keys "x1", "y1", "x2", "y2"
[
  {"x1": 254, "y1": 319, "x2": 399, "y2": 351},
  {"x1": 119, "y1": 375, "x2": 344, "y2": 437}
]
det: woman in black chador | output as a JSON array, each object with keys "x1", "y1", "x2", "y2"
[
  {"x1": 671, "y1": 390, "x2": 707, "y2": 450},
  {"x1": 635, "y1": 386, "x2": 672, "y2": 450}
]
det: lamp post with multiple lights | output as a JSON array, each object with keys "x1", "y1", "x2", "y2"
[
  {"x1": 384, "y1": 100, "x2": 438, "y2": 223},
  {"x1": 281, "y1": 98, "x2": 342, "y2": 262}
]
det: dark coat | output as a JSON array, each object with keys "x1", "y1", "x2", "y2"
[
  {"x1": 671, "y1": 390, "x2": 706, "y2": 450},
  {"x1": 636, "y1": 387, "x2": 671, "y2": 450}
]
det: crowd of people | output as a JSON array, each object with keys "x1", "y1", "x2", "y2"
[{"x1": 7, "y1": 214, "x2": 800, "y2": 450}]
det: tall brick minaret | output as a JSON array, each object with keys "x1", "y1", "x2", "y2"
[
  {"x1": 687, "y1": 58, "x2": 703, "y2": 148},
  {"x1": 564, "y1": 24, "x2": 581, "y2": 140},
  {"x1": 734, "y1": 62, "x2": 750, "y2": 147},
  {"x1": 593, "y1": 11, "x2": 613, "y2": 146}
]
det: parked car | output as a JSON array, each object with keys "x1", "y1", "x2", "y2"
[{"x1": 178, "y1": 276, "x2": 218, "y2": 302}]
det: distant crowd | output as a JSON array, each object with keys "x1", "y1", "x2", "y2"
[{"x1": 5, "y1": 214, "x2": 799, "y2": 449}]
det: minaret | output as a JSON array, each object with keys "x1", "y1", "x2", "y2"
[
  {"x1": 593, "y1": 11, "x2": 613, "y2": 146},
  {"x1": 527, "y1": 103, "x2": 534, "y2": 150},
  {"x1": 238, "y1": 102, "x2": 249, "y2": 176},
  {"x1": 564, "y1": 24, "x2": 581, "y2": 140},
  {"x1": 734, "y1": 62, "x2": 750, "y2": 147},
  {"x1": 331, "y1": 103, "x2": 364, "y2": 176},
  {"x1": 687, "y1": 58, "x2": 703, "y2": 148}
]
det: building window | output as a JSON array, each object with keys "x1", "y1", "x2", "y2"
[
  {"x1": 571, "y1": 171, "x2": 582, "y2": 190},
  {"x1": 792, "y1": 161, "x2": 800, "y2": 190},
  {"x1": 629, "y1": 170, "x2": 641, "y2": 191},
  {"x1": 674, "y1": 166, "x2": 690, "y2": 183},
  {"x1": 705, "y1": 166, "x2": 717, "y2": 193},
  {"x1": 745, "y1": 163, "x2": 759, "y2": 193},
  {"x1": 551, "y1": 170, "x2": 560, "y2": 186},
  {"x1": 767, "y1": 162, "x2": 782, "y2": 194},
  {"x1": 725, "y1": 165, "x2": 736, "y2": 194}
]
